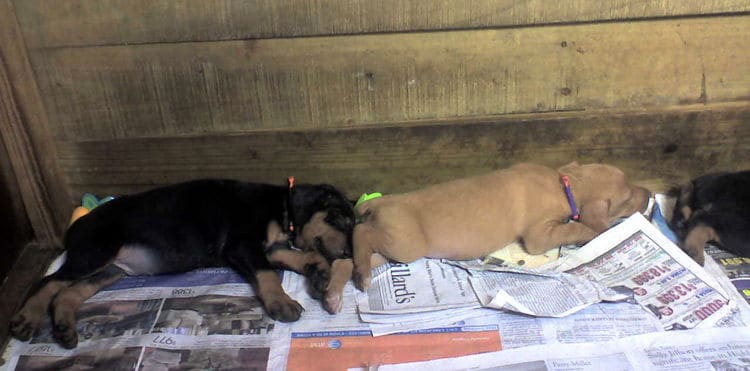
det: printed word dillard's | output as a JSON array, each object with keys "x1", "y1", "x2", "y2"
[{"x1": 389, "y1": 262, "x2": 416, "y2": 304}]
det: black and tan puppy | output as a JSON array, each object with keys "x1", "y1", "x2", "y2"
[
  {"x1": 670, "y1": 170, "x2": 750, "y2": 265},
  {"x1": 10, "y1": 179, "x2": 355, "y2": 349}
]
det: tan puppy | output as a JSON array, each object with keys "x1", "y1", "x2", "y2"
[{"x1": 352, "y1": 162, "x2": 651, "y2": 289}]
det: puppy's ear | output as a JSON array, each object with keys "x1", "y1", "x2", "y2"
[
  {"x1": 558, "y1": 161, "x2": 583, "y2": 180},
  {"x1": 579, "y1": 199, "x2": 611, "y2": 233}
]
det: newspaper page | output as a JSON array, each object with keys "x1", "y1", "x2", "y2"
[
  {"x1": 270, "y1": 270, "x2": 667, "y2": 370},
  {"x1": 377, "y1": 326, "x2": 750, "y2": 371},
  {"x1": 1, "y1": 268, "x2": 276, "y2": 371},
  {"x1": 553, "y1": 213, "x2": 736, "y2": 330},
  {"x1": 705, "y1": 245, "x2": 750, "y2": 304},
  {"x1": 268, "y1": 271, "x2": 501, "y2": 371},
  {"x1": 355, "y1": 259, "x2": 480, "y2": 314},
  {"x1": 455, "y1": 262, "x2": 628, "y2": 317}
]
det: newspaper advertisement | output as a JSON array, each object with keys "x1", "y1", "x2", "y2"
[
  {"x1": 377, "y1": 326, "x2": 750, "y2": 371},
  {"x1": 554, "y1": 213, "x2": 736, "y2": 330},
  {"x1": 1, "y1": 268, "x2": 276, "y2": 371},
  {"x1": 705, "y1": 245, "x2": 750, "y2": 304}
]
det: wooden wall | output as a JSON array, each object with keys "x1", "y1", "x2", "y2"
[{"x1": 2, "y1": 1, "x2": 750, "y2": 242}]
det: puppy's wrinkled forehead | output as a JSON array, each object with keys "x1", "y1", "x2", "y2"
[
  {"x1": 296, "y1": 211, "x2": 352, "y2": 260},
  {"x1": 293, "y1": 184, "x2": 355, "y2": 259}
]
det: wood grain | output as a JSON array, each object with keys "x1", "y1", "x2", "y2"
[
  {"x1": 0, "y1": 0, "x2": 71, "y2": 241},
  {"x1": 30, "y1": 16, "x2": 750, "y2": 142},
  {"x1": 56, "y1": 103, "x2": 750, "y2": 202},
  {"x1": 13, "y1": 0, "x2": 750, "y2": 49}
]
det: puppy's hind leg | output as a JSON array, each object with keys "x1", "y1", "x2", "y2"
[
  {"x1": 10, "y1": 273, "x2": 74, "y2": 341},
  {"x1": 12, "y1": 224, "x2": 124, "y2": 344},
  {"x1": 50, "y1": 265, "x2": 125, "y2": 348}
]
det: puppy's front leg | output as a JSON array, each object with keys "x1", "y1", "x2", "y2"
[
  {"x1": 226, "y1": 241, "x2": 304, "y2": 322},
  {"x1": 266, "y1": 245, "x2": 331, "y2": 300},
  {"x1": 324, "y1": 258, "x2": 353, "y2": 314},
  {"x1": 352, "y1": 223, "x2": 377, "y2": 291},
  {"x1": 682, "y1": 224, "x2": 716, "y2": 266},
  {"x1": 325, "y1": 254, "x2": 387, "y2": 314},
  {"x1": 523, "y1": 220, "x2": 599, "y2": 255}
]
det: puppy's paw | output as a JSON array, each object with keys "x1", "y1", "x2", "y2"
[
  {"x1": 9, "y1": 313, "x2": 40, "y2": 341},
  {"x1": 685, "y1": 247, "x2": 705, "y2": 266},
  {"x1": 683, "y1": 225, "x2": 713, "y2": 266},
  {"x1": 52, "y1": 323, "x2": 79, "y2": 349},
  {"x1": 304, "y1": 263, "x2": 331, "y2": 300},
  {"x1": 266, "y1": 299, "x2": 304, "y2": 322},
  {"x1": 353, "y1": 269, "x2": 371, "y2": 292},
  {"x1": 324, "y1": 291, "x2": 343, "y2": 314}
]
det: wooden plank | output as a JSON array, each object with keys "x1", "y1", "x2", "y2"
[
  {"x1": 0, "y1": 56, "x2": 59, "y2": 244},
  {"x1": 31, "y1": 16, "x2": 750, "y2": 142},
  {"x1": 0, "y1": 0, "x2": 72, "y2": 242},
  {"x1": 13, "y1": 0, "x2": 750, "y2": 49},
  {"x1": 56, "y1": 103, "x2": 750, "y2": 202},
  {"x1": 0, "y1": 129, "x2": 33, "y2": 282}
]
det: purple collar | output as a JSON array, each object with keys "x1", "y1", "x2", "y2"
[{"x1": 560, "y1": 175, "x2": 580, "y2": 221}]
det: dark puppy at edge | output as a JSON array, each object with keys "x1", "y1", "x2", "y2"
[
  {"x1": 10, "y1": 179, "x2": 355, "y2": 349},
  {"x1": 670, "y1": 170, "x2": 750, "y2": 265}
]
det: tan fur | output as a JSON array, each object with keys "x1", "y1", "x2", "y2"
[
  {"x1": 683, "y1": 225, "x2": 718, "y2": 266},
  {"x1": 351, "y1": 162, "x2": 650, "y2": 290},
  {"x1": 295, "y1": 211, "x2": 348, "y2": 258},
  {"x1": 10, "y1": 280, "x2": 72, "y2": 340},
  {"x1": 323, "y1": 254, "x2": 387, "y2": 314},
  {"x1": 266, "y1": 248, "x2": 329, "y2": 274},
  {"x1": 255, "y1": 270, "x2": 304, "y2": 320},
  {"x1": 50, "y1": 271, "x2": 125, "y2": 347},
  {"x1": 265, "y1": 220, "x2": 289, "y2": 248},
  {"x1": 324, "y1": 258, "x2": 353, "y2": 314}
]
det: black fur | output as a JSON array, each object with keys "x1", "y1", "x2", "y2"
[
  {"x1": 671, "y1": 170, "x2": 750, "y2": 260},
  {"x1": 10, "y1": 179, "x2": 355, "y2": 348}
]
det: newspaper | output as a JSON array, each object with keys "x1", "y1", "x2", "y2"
[
  {"x1": 1, "y1": 268, "x2": 276, "y2": 371},
  {"x1": 377, "y1": 326, "x2": 750, "y2": 371},
  {"x1": 552, "y1": 214, "x2": 736, "y2": 330},
  {"x1": 268, "y1": 272, "x2": 503, "y2": 371},
  {"x1": 705, "y1": 245, "x2": 750, "y2": 304},
  {"x1": 355, "y1": 259, "x2": 480, "y2": 315},
  {"x1": 268, "y1": 270, "x2": 677, "y2": 370},
  {"x1": 456, "y1": 263, "x2": 628, "y2": 317}
]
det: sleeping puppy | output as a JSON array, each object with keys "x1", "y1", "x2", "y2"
[
  {"x1": 10, "y1": 179, "x2": 355, "y2": 349},
  {"x1": 347, "y1": 162, "x2": 651, "y2": 293},
  {"x1": 670, "y1": 170, "x2": 750, "y2": 265}
]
